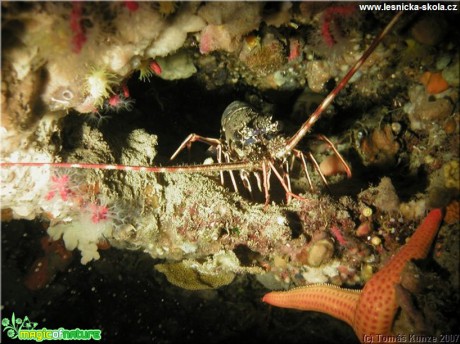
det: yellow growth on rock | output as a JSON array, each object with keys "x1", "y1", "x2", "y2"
[
  {"x1": 155, "y1": 262, "x2": 235, "y2": 290},
  {"x1": 443, "y1": 160, "x2": 459, "y2": 190},
  {"x1": 156, "y1": 2, "x2": 178, "y2": 17}
]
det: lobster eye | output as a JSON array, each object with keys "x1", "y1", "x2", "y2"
[{"x1": 356, "y1": 130, "x2": 367, "y2": 141}]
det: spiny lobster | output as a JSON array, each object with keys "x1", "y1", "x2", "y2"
[{"x1": 1, "y1": 12, "x2": 403, "y2": 205}]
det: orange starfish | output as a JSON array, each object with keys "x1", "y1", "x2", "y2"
[{"x1": 263, "y1": 208, "x2": 443, "y2": 343}]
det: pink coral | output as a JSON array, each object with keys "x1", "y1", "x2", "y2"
[
  {"x1": 45, "y1": 174, "x2": 72, "y2": 201},
  {"x1": 88, "y1": 203, "x2": 109, "y2": 224}
]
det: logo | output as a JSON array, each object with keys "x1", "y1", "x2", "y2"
[{"x1": 2, "y1": 313, "x2": 101, "y2": 341}]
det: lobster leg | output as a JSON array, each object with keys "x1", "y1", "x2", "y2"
[
  {"x1": 222, "y1": 151, "x2": 239, "y2": 192},
  {"x1": 262, "y1": 162, "x2": 271, "y2": 206},
  {"x1": 293, "y1": 149, "x2": 314, "y2": 191},
  {"x1": 170, "y1": 133, "x2": 221, "y2": 161},
  {"x1": 292, "y1": 149, "x2": 330, "y2": 192},
  {"x1": 308, "y1": 152, "x2": 330, "y2": 192},
  {"x1": 253, "y1": 172, "x2": 263, "y2": 192},
  {"x1": 269, "y1": 161, "x2": 307, "y2": 203},
  {"x1": 216, "y1": 144, "x2": 225, "y2": 185},
  {"x1": 316, "y1": 134, "x2": 352, "y2": 178},
  {"x1": 170, "y1": 132, "x2": 242, "y2": 192},
  {"x1": 240, "y1": 170, "x2": 253, "y2": 197},
  {"x1": 282, "y1": 160, "x2": 292, "y2": 204}
]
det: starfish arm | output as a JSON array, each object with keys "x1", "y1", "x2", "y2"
[
  {"x1": 263, "y1": 284, "x2": 361, "y2": 327},
  {"x1": 353, "y1": 208, "x2": 443, "y2": 341},
  {"x1": 382, "y1": 208, "x2": 444, "y2": 276}
]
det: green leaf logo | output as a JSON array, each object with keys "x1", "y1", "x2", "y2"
[
  {"x1": 1, "y1": 312, "x2": 20, "y2": 339},
  {"x1": 1, "y1": 313, "x2": 37, "y2": 339}
]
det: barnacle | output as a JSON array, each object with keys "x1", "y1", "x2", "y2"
[{"x1": 84, "y1": 66, "x2": 117, "y2": 107}]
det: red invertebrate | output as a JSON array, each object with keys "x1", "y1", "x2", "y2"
[
  {"x1": 330, "y1": 225, "x2": 347, "y2": 246},
  {"x1": 321, "y1": 4, "x2": 357, "y2": 47},
  {"x1": 123, "y1": 1, "x2": 139, "y2": 12},
  {"x1": 87, "y1": 203, "x2": 109, "y2": 224},
  {"x1": 150, "y1": 60, "x2": 162, "y2": 75},
  {"x1": 70, "y1": 2, "x2": 87, "y2": 53},
  {"x1": 105, "y1": 93, "x2": 135, "y2": 112},
  {"x1": 122, "y1": 83, "x2": 130, "y2": 98},
  {"x1": 288, "y1": 38, "x2": 301, "y2": 61},
  {"x1": 45, "y1": 174, "x2": 72, "y2": 201}
]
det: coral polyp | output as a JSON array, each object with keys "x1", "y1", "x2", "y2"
[
  {"x1": 136, "y1": 60, "x2": 162, "y2": 82},
  {"x1": 84, "y1": 67, "x2": 118, "y2": 107}
]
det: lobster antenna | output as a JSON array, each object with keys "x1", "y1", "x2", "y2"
[
  {"x1": 281, "y1": 11, "x2": 403, "y2": 157},
  {"x1": 0, "y1": 161, "x2": 254, "y2": 173}
]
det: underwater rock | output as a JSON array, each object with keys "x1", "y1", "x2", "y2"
[
  {"x1": 155, "y1": 261, "x2": 235, "y2": 290},
  {"x1": 319, "y1": 154, "x2": 349, "y2": 177},
  {"x1": 306, "y1": 239, "x2": 334, "y2": 267},
  {"x1": 374, "y1": 177, "x2": 400, "y2": 214},
  {"x1": 442, "y1": 58, "x2": 460, "y2": 87},
  {"x1": 406, "y1": 85, "x2": 454, "y2": 131},
  {"x1": 357, "y1": 125, "x2": 401, "y2": 166},
  {"x1": 306, "y1": 60, "x2": 331, "y2": 93},
  {"x1": 156, "y1": 51, "x2": 197, "y2": 80},
  {"x1": 198, "y1": 2, "x2": 262, "y2": 54},
  {"x1": 410, "y1": 15, "x2": 447, "y2": 46}
]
